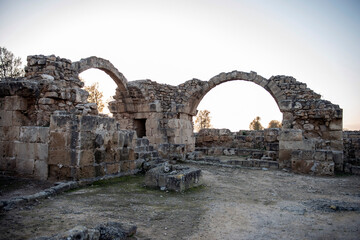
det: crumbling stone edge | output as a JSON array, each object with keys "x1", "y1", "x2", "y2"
[
  {"x1": 182, "y1": 159, "x2": 280, "y2": 171},
  {"x1": 0, "y1": 169, "x2": 140, "y2": 211},
  {"x1": 32, "y1": 221, "x2": 137, "y2": 240}
]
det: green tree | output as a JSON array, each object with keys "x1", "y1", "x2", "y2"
[
  {"x1": 84, "y1": 82, "x2": 105, "y2": 113},
  {"x1": 0, "y1": 47, "x2": 24, "y2": 79},
  {"x1": 194, "y1": 110, "x2": 212, "y2": 132},
  {"x1": 268, "y1": 120, "x2": 282, "y2": 128},
  {"x1": 249, "y1": 116, "x2": 264, "y2": 130}
]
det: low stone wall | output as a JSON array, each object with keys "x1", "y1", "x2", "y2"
[
  {"x1": 195, "y1": 128, "x2": 280, "y2": 161},
  {"x1": 195, "y1": 128, "x2": 360, "y2": 175},
  {"x1": 0, "y1": 125, "x2": 49, "y2": 179},
  {"x1": 343, "y1": 131, "x2": 360, "y2": 174}
]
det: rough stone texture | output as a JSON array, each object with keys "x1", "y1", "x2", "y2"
[
  {"x1": 33, "y1": 221, "x2": 137, "y2": 240},
  {"x1": 343, "y1": 131, "x2": 360, "y2": 175},
  {"x1": 195, "y1": 128, "x2": 279, "y2": 161},
  {"x1": 48, "y1": 112, "x2": 141, "y2": 181},
  {"x1": 107, "y1": 70, "x2": 343, "y2": 175},
  {"x1": 145, "y1": 164, "x2": 202, "y2": 192},
  {"x1": 0, "y1": 54, "x2": 346, "y2": 177}
]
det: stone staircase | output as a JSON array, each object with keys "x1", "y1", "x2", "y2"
[
  {"x1": 186, "y1": 151, "x2": 279, "y2": 169},
  {"x1": 134, "y1": 138, "x2": 165, "y2": 171}
]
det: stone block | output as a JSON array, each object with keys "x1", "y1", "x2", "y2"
[
  {"x1": 0, "y1": 126, "x2": 20, "y2": 141},
  {"x1": 14, "y1": 142, "x2": 35, "y2": 160},
  {"x1": 49, "y1": 132, "x2": 69, "y2": 150},
  {"x1": 120, "y1": 160, "x2": 136, "y2": 172},
  {"x1": 0, "y1": 141, "x2": 15, "y2": 158},
  {"x1": 0, "y1": 157, "x2": 16, "y2": 171},
  {"x1": 94, "y1": 164, "x2": 105, "y2": 177},
  {"x1": 313, "y1": 150, "x2": 327, "y2": 161},
  {"x1": 16, "y1": 158, "x2": 34, "y2": 175},
  {"x1": 80, "y1": 115, "x2": 97, "y2": 131},
  {"x1": 322, "y1": 131, "x2": 343, "y2": 141},
  {"x1": 6, "y1": 96, "x2": 28, "y2": 110},
  {"x1": 94, "y1": 150, "x2": 106, "y2": 164},
  {"x1": 79, "y1": 150, "x2": 94, "y2": 166},
  {"x1": 144, "y1": 164, "x2": 202, "y2": 192},
  {"x1": 79, "y1": 165, "x2": 96, "y2": 179},
  {"x1": 292, "y1": 159, "x2": 334, "y2": 175},
  {"x1": 34, "y1": 160, "x2": 48, "y2": 180},
  {"x1": 291, "y1": 159, "x2": 314, "y2": 174},
  {"x1": 303, "y1": 123, "x2": 315, "y2": 131},
  {"x1": 279, "y1": 129, "x2": 303, "y2": 141},
  {"x1": 39, "y1": 98, "x2": 55, "y2": 105},
  {"x1": 48, "y1": 149, "x2": 71, "y2": 166},
  {"x1": 50, "y1": 114, "x2": 79, "y2": 131},
  {"x1": 12, "y1": 111, "x2": 30, "y2": 126},
  {"x1": 278, "y1": 149, "x2": 292, "y2": 168},
  {"x1": 19, "y1": 126, "x2": 49, "y2": 143},
  {"x1": 48, "y1": 164, "x2": 72, "y2": 181},
  {"x1": 106, "y1": 163, "x2": 120, "y2": 175},
  {"x1": 330, "y1": 140, "x2": 344, "y2": 151},
  {"x1": 0, "y1": 110, "x2": 12, "y2": 127},
  {"x1": 35, "y1": 143, "x2": 48, "y2": 161},
  {"x1": 279, "y1": 139, "x2": 314, "y2": 151},
  {"x1": 329, "y1": 119, "x2": 342, "y2": 131},
  {"x1": 44, "y1": 92, "x2": 58, "y2": 98},
  {"x1": 264, "y1": 128, "x2": 279, "y2": 142},
  {"x1": 279, "y1": 100, "x2": 293, "y2": 111},
  {"x1": 79, "y1": 131, "x2": 95, "y2": 149}
]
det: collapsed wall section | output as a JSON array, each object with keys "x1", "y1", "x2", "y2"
[
  {"x1": 1, "y1": 55, "x2": 157, "y2": 180},
  {"x1": 195, "y1": 128, "x2": 279, "y2": 160},
  {"x1": 48, "y1": 112, "x2": 141, "y2": 181}
]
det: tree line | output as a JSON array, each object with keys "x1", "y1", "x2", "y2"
[{"x1": 194, "y1": 110, "x2": 281, "y2": 132}]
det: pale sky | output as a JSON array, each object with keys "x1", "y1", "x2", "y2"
[{"x1": 1, "y1": 0, "x2": 359, "y2": 131}]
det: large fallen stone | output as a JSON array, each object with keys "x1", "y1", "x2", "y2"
[
  {"x1": 144, "y1": 164, "x2": 202, "y2": 192},
  {"x1": 32, "y1": 221, "x2": 137, "y2": 240}
]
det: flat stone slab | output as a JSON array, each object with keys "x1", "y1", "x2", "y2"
[{"x1": 144, "y1": 164, "x2": 202, "y2": 192}]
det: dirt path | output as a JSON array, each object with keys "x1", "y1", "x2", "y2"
[{"x1": 1, "y1": 164, "x2": 360, "y2": 239}]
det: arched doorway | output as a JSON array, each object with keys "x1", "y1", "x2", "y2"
[
  {"x1": 194, "y1": 80, "x2": 282, "y2": 131},
  {"x1": 79, "y1": 68, "x2": 117, "y2": 116}
]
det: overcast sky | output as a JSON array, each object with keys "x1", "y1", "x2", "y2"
[{"x1": 1, "y1": 0, "x2": 359, "y2": 130}]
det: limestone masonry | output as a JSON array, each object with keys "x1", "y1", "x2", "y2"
[{"x1": 1, "y1": 54, "x2": 358, "y2": 180}]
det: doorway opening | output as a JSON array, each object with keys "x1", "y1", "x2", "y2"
[{"x1": 134, "y1": 119, "x2": 147, "y2": 138}]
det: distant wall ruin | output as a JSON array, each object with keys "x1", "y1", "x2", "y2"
[{"x1": 0, "y1": 54, "x2": 348, "y2": 178}]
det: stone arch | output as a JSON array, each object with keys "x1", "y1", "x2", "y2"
[
  {"x1": 186, "y1": 71, "x2": 285, "y2": 117},
  {"x1": 72, "y1": 56, "x2": 128, "y2": 92},
  {"x1": 182, "y1": 70, "x2": 343, "y2": 175}
]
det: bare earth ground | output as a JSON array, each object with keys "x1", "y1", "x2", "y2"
[{"x1": 1, "y1": 163, "x2": 360, "y2": 240}]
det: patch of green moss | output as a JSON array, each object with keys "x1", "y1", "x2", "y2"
[
  {"x1": 183, "y1": 184, "x2": 206, "y2": 193},
  {"x1": 335, "y1": 172, "x2": 353, "y2": 177}
]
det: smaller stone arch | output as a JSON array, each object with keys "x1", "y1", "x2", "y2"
[{"x1": 72, "y1": 56, "x2": 128, "y2": 91}]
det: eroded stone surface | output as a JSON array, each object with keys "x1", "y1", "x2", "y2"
[
  {"x1": 0, "y1": 54, "x2": 349, "y2": 178},
  {"x1": 145, "y1": 164, "x2": 202, "y2": 192}
]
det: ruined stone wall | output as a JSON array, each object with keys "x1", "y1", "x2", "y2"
[
  {"x1": 195, "y1": 128, "x2": 279, "y2": 161},
  {"x1": 0, "y1": 55, "x2": 156, "y2": 180},
  {"x1": 108, "y1": 71, "x2": 343, "y2": 175},
  {"x1": 343, "y1": 131, "x2": 360, "y2": 174},
  {"x1": 1, "y1": 54, "x2": 345, "y2": 177},
  {"x1": 48, "y1": 112, "x2": 143, "y2": 181}
]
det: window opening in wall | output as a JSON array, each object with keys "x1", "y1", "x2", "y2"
[{"x1": 134, "y1": 119, "x2": 147, "y2": 138}]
